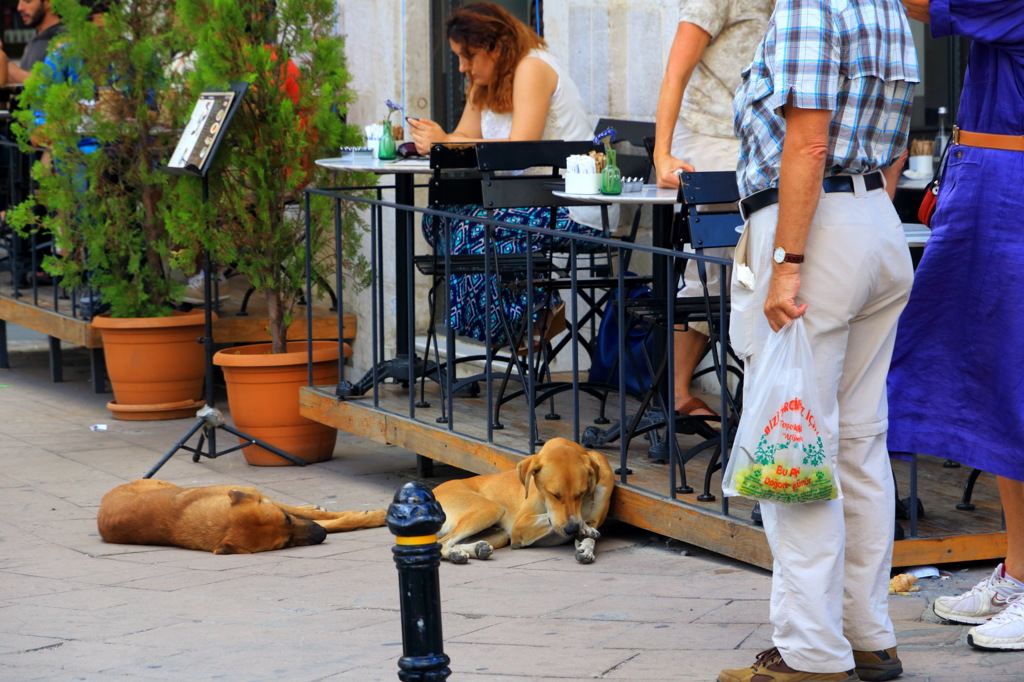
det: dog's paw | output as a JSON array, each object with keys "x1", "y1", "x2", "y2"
[
  {"x1": 471, "y1": 541, "x2": 493, "y2": 560},
  {"x1": 447, "y1": 548, "x2": 470, "y2": 564},
  {"x1": 574, "y1": 536, "x2": 596, "y2": 564},
  {"x1": 578, "y1": 525, "x2": 601, "y2": 540},
  {"x1": 297, "y1": 504, "x2": 327, "y2": 512}
]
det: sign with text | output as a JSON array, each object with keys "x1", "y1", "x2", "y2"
[{"x1": 165, "y1": 83, "x2": 247, "y2": 177}]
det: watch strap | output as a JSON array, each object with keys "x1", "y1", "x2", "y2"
[{"x1": 774, "y1": 247, "x2": 804, "y2": 264}]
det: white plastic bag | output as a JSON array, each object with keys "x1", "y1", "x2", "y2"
[{"x1": 723, "y1": 317, "x2": 840, "y2": 503}]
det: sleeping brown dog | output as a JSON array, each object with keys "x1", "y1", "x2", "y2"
[
  {"x1": 97, "y1": 479, "x2": 386, "y2": 554},
  {"x1": 432, "y1": 437, "x2": 615, "y2": 564}
]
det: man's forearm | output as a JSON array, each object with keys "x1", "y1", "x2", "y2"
[
  {"x1": 7, "y1": 61, "x2": 30, "y2": 84},
  {"x1": 775, "y1": 106, "x2": 831, "y2": 256},
  {"x1": 653, "y1": 73, "x2": 685, "y2": 163},
  {"x1": 653, "y1": 23, "x2": 709, "y2": 164}
]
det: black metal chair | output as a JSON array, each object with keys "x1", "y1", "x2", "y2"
[
  {"x1": 582, "y1": 170, "x2": 744, "y2": 500},
  {"x1": 415, "y1": 140, "x2": 604, "y2": 436}
]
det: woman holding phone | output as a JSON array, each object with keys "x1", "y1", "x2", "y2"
[{"x1": 407, "y1": 2, "x2": 612, "y2": 346}]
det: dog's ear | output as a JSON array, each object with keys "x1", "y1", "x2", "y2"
[
  {"x1": 228, "y1": 489, "x2": 256, "y2": 505},
  {"x1": 584, "y1": 450, "x2": 604, "y2": 495},
  {"x1": 517, "y1": 455, "x2": 540, "y2": 498}
]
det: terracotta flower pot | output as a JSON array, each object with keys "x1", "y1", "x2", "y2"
[
  {"x1": 213, "y1": 340, "x2": 345, "y2": 466},
  {"x1": 91, "y1": 310, "x2": 211, "y2": 420}
]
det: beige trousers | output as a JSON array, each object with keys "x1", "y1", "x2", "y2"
[{"x1": 729, "y1": 177, "x2": 913, "y2": 672}]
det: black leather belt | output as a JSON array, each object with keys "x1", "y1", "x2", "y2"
[{"x1": 740, "y1": 172, "x2": 884, "y2": 217}]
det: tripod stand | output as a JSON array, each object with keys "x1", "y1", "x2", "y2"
[
  {"x1": 143, "y1": 173, "x2": 307, "y2": 478},
  {"x1": 144, "y1": 85, "x2": 306, "y2": 477}
]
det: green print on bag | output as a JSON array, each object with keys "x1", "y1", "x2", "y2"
[{"x1": 732, "y1": 396, "x2": 837, "y2": 503}]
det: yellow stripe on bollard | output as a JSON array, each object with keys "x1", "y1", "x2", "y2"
[{"x1": 396, "y1": 534, "x2": 438, "y2": 546}]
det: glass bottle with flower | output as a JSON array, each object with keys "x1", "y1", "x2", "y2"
[
  {"x1": 378, "y1": 98, "x2": 402, "y2": 160},
  {"x1": 595, "y1": 127, "x2": 621, "y2": 195}
]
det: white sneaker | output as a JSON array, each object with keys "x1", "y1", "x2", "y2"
[
  {"x1": 968, "y1": 593, "x2": 1024, "y2": 650},
  {"x1": 933, "y1": 563, "x2": 1024, "y2": 625},
  {"x1": 181, "y1": 272, "x2": 230, "y2": 305}
]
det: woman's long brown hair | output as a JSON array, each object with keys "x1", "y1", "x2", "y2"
[{"x1": 446, "y1": 2, "x2": 546, "y2": 114}]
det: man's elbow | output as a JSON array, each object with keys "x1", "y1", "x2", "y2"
[{"x1": 799, "y1": 142, "x2": 830, "y2": 166}]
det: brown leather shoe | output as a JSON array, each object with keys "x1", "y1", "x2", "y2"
[
  {"x1": 853, "y1": 646, "x2": 902, "y2": 681},
  {"x1": 718, "y1": 647, "x2": 859, "y2": 682}
]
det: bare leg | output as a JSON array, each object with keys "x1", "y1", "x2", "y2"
[
  {"x1": 672, "y1": 326, "x2": 714, "y2": 415},
  {"x1": 997, "y1": 476, "x2": 1024, "y2": 581}
]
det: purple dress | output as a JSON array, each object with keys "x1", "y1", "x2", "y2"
[{"x1": 887, "y1": 0, "x2": 1024, "y2": 481}]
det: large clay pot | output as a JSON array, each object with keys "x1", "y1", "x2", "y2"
[
  {"x1": 91, "y1": 310, "x2": 211, "y2": 420},
  {"x1": 213, "y1": 341, "x2": 343, "y2": 466}
]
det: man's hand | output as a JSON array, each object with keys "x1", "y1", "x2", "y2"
[
  {"x1": 902, "y1": 0, "x2": 930, "y2": 23},
  {"x1": 883, "y1": 149, "x2": 908, "y2": 200},
  {"x1": 765, "y1": 264, "x2": 807, "y2": 331},
  {"x1": 654, "y1": 154, "x2": 695, "y2": 188}
]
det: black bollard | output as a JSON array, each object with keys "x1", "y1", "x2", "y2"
[{"x1": 387, "y1": 481, "x2": 451, "y2": 682}]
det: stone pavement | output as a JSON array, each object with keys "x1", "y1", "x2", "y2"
[{"x1": 1, "y1": 337, "x2": 1022, "y2": 681}]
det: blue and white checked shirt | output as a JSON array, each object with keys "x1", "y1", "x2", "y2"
[{"x1": 733, "y1": 0, "x2": 919, "y2": 197}]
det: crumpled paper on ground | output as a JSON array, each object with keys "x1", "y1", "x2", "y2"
[{"x1": 889, "y1": 573, "x2": 919, "y2": 595}]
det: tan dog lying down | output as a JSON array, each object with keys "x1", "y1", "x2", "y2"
[
  {"x1": 97, "y1": 479, "x2": 386, "y2": 554},
  {"x1": 432, "y1": 437, "x2": 615, "y2": 564}
]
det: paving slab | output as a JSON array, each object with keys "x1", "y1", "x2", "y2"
[{"x1": 1, "y1": 338, "x2": 1022, "y2": 681}]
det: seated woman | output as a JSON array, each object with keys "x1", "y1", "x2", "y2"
[{"x1": 409, "y1": 2, "x2": 614, "y2": 347}]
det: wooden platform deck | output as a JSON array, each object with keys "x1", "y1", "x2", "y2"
[
  {"x1": 0, "y1": 275, "x2": 356, "y2": 388},
  {"x1": 301, "y1": 377, "x2": 1006, "y2": 571}
]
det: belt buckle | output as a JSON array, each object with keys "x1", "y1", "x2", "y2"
[{"x1": 952, "y1": 126, "x2": 960, "y2": 145}]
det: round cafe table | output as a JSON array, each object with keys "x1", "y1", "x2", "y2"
[{"x1": 315, "y1": 153, "x2": 432, "y2": 395}]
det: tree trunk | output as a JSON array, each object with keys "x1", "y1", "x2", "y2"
[{"x1": 266, "y1": 291, "x2": 289, "y2": 354}]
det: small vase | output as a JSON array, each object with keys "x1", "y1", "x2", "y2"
[
  {"x1": 601, "y1": 148, "x2": 621, "y2": 195},
  {"x1": 378, "y1": 120, "x2": 397, "y2": 160}
]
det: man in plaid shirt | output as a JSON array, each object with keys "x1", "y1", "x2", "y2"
[{"x1": 722, "y1": 1, "x2": 918, "y2": 681}]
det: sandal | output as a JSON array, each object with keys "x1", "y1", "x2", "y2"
[{"x1": 675, "y1": 396, "x2": 718, "y2": 417}]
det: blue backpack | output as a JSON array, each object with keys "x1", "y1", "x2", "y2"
[{"x1": 587, "y1": 276, "x2": 653, "y2": 396}]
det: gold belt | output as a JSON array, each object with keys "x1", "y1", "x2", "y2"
[{"x1": 953, "y1": 126, "x2": 1024, "y2": 152}]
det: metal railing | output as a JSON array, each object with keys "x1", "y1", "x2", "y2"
[{"x1": 304, "y1": 183, "x2": 741, "y2": 517}]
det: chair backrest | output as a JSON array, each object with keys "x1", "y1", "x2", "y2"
[
  {"x1": 593, "y1": 118, "x2": 656, "y2": 182},
  {"x1": 677, "y1": 171, "x2": 743, "y2": 250},
  {"x1": 474, "y1": 140, "x2": 595, "y2": 172},
  {"x1": 467, "y1": 140, "x2": 604, "y2": 211},
  {"x1": 428, "y1": 140, "x2": 598, "y2": 210},
  {"x1": 476, "y1": 140, "x2": 598, "y2": 210},
  {"x1": 428, "y1": 143, "x2": 485, "y2": 206}
]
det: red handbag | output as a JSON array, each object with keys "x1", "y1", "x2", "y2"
[
  {"x1": 918, "y1": 139, "x2": 950, "y2": 227},
  {"x1": 917, "y1": 179, "x2": 939, "y2": 226}
]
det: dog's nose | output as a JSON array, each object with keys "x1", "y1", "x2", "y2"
[
  {"x1": 563, "y1": 520, "x2": 580, "y2": 537},
  {"x1": 310, "y1": 523, "x2": 327, "y2": 544}
]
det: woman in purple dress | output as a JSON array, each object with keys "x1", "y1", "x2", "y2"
[{"x1": 888, "y1": 0, "x2": 1024, "y2": 651}]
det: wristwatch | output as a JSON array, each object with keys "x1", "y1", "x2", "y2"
[{"x1": 773, "y1": 247, "x2": 804, "y2": 264}]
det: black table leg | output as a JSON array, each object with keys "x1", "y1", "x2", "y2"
[{"x1": 341, "y1": 173, "x2": 428, "y2": 397}]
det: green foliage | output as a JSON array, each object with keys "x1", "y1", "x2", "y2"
[
  {"x1": 10, "y1": 0, "x2": 191, "y2": 318},
  {"x1": 165, "y1": 0, "x2": 369, "y2": 353}
]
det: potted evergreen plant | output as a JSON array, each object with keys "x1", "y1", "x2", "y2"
[
  {"x1": 165, "y1": 0, "x2": 368, "y2": 464},
  {"x1": 9, "y1": 0, "x2": 208, "y2": 421}
]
